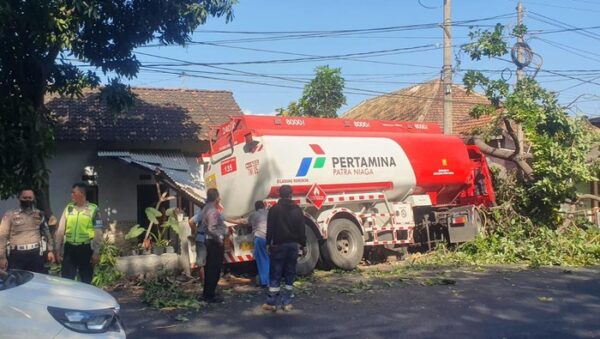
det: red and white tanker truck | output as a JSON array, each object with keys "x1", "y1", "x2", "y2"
[{"x1": 203, "y1": 115, "x2": 495, "y2": 275}]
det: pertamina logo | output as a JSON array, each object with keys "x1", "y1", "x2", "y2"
[{"x1": 296, "y1": 144, "x2": 326, "y2": 177}]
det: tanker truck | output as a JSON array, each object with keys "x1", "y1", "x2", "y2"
[{"x1": 203, "y1": 115, "x2": 496, "y2": 275}]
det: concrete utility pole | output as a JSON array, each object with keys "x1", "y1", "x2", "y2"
[
  {"x1": 442, "y1": 0, "x2": 453, "y2": 135},
  {"x1": 516, "y1": 1, "x2": 525, "y2": 152}
]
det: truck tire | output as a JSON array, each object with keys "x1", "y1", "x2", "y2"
[
  {"x1": 296, "y1": 224, "x2": 319, "y2": 276},
  {"x1": 316, "y1": 248, "x2": 334, "y2": 271},
  {"x1": 322, "y1": 219, "x2": 364, "y2": 270}
]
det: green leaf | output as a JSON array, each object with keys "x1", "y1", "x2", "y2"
[
  {"x1": 294, "y1": 65, "x2": 346, "y2": 118},
  {"x1": 170, "y1": 218, "x2": 181, "y2": 235},
  {"x1": 0, "y1": 0, "x2": 236, "y2": 201},
  {"x1": 125, "y1": 224, "x2": 145, "y2": 240},
  {"x1": 145, "y1": 207, "x2": 162, "y2": 225},
  {"x1": 165, "y1": 208, "x2": 175, "y2": 217}
]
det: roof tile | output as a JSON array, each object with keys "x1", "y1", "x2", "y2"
[
  {"x1": 46, "y1": 87, "x2": 243, "y2": 142},
  {"x1": 343, "y1": 79, "x2": 493, "y2": 135}
]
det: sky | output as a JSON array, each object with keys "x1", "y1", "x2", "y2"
[{"x1": 126, "y1": 0, "x2": 600, "y2": 117}]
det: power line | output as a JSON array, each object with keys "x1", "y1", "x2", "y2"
[
  {"x1": 162, "y1": 13, "x2": 517, "y2": 46},
  {"x1": 418, "y1": 0, "x2": 441, "y2": 10},
  {"x1": 135, "y1": 44, "x2": 444, "y2": 66},
  {"x1": 528, "y1": 11, "x2": 600, "y2": 42},
  {"x1": 137, "y1": 66, "x2": 434, "y2": 87},
  {"x1": 138, "y1": 65, "x2": 506, "y2": 107},
  {"x1": 139, "y1": 65, "x2": 438, "y2": 85},
  {"x1": 136, "y1": 59, "x2": 464, "y2": 104},
  {"x1": 481, "y1": 57, "x2": 600, "y2": 90},
  {"x1": 536, "y1": 69, "x2": 600, "y2": 87},
  {"x1": 130, "y1": 62, "x2": 600, "y2": 114},
  {"x1": 198, "y1": 23, "x2": 501, "y2": 44},
  {"x1": 522, "y1": 1, "x2": 600, "y2": 13},
  {"x1": 564, "y1": 0, "x2": 600, "y2": 5},
  {"x1": 79, "y1": 49, "x2": 600, "y2": 87},
  {"x1": 139, "y1": 67, "x2": 306, "y2": 91},
  {"x1": 141, "y1": 40, "x2": 442, "y2": 68},
  {"x1": 532, "y1": 25, "x2": 600, "y2": 36},
  {"x1": 189, "y1": 13, "x2": 516, "y2": 36},
  {"x1": 135, "y1": 75, "x2": 182, "y2": 87},
  {"x1": 535, "y1": 37, "x2": 600, "y2": 63},
  {"x1": 557, "y1": 74, "x2": 600, "y2": 93}
]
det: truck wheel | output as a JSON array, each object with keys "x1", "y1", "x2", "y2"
[
  {"x1": 322, "y1": 219, "x2": 364, "y2": 270},
  {"x1": 316, "y1": 247, "x2": 334, "y2": 271},
  {"x1": 296, "y1": 224, "x2": 319, "y2": 276}
]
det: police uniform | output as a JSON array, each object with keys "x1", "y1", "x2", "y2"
[
  {"x1": 0, "y1": 208, "x2": 54, "y2": 273},
  {"x1": 55, "y1": 202, "x2": 103, "y2": 284}
]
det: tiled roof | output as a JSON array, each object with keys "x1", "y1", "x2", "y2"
[
  {"x1": 343, "y1": 79, "x2": 493, "y2": 135},
  {"x1": 46, "y1": 87, "x2": 243, "y2": 142}
]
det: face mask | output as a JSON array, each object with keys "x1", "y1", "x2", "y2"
[{"x1": 19, "y1": 200, "x2": 33, "y2": 209}]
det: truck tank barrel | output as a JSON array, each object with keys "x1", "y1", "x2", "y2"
[{"x1": 204, "y1": 115, "x2": 492, "y2": 218}]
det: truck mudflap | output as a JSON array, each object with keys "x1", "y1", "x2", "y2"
[
  {"x1": 224, "y1": 224, "x2": 254, "y2": 264},
  {"x1": 444, "y1": 205, "x2": 484, "y2": 243},
  {"x1": 225, "y1": 252, "x2": 253, "y2": 264}
]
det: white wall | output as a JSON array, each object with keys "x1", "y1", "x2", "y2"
[
  {"x1": 0, "y1": 145, "x2": 94, "y2": 217},
  {"x1": 47, "y1": 145, "x2": 96, "y2": 215},
  {"x1": 0, "y1": 144, "x2": 155, "y2": 225},
  {"x1": 96, "y1": 156, "x2": 154, "y2": 224},
  {"x1": 0, "y1": 197, "x2": 18, "y2": 216}
]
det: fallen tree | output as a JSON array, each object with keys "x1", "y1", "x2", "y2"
[{"x1": 461, "y1": 23, "x2": 600, "y2": 224}]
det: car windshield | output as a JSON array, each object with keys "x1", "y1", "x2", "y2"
[{"x1": 0, "y1": 270, "x2": 33, "y2": 291}]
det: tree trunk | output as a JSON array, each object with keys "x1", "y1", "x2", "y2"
[
  {"x1": 466, "y1": 135, "x2": 535, "y2": 180},
  {"x1": 31, "y1": 44, "x2": 59, "y2": 221},
  {"x1": 28, "y1": 58, "x2": 55, "y2": 221},
  {"x1": 36, "y1": 174, "x2": 53, "y2": 220}
]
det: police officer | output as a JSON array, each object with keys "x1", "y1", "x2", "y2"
[
  {"x1": 0, "y1": 188, "x2": 56, "y2": 273},
  {"x1": 55, "y1": 183, "x2": 104, "y2": 284},
  {"x1": 201, "y1": 188, "x2": 227, "y2": 303}
]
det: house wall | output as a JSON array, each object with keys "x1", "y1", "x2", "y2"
[
  {"x1": 96, "y1": 155, "x2": 153, "y2": 224},
  {"x1": 0, "y1": 145, "x2": 92, "y2": 217},
  {"x1": 0, "y1": 144, "x2": 158, "y2": 226}
]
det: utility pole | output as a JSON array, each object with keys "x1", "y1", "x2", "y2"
[
  {"x1": 516, "y1": 1, "x2": 525, "y2": 152},
  {"x1": 443, "y1": 0, "x2": 453, "y2": 135}
]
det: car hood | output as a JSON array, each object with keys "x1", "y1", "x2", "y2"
[{"x1": 12, "y1": 273, "x2": 119, "y2": 310}]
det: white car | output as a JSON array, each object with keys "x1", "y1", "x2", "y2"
[{"x1": 0, "y1": 269, "x2": 126, "y2": 338}]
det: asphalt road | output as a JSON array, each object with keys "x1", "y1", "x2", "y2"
[{"x1": 117, "y1": 265, "x2": 600, "y2": 339}]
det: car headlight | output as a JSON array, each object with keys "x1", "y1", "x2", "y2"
[{"x1": 47, "y1": 306, "x2": 121, "y2": 333}]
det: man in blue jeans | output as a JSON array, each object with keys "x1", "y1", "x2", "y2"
[
  {"x1": 249, "y1": 201, "x2": 269, "y2": 288},
  {"x1": 263, "y1": 185, "x2": 306, "y2": 312}
]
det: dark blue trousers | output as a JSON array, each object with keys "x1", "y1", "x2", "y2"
[{"x1": 267, "y1": 242, "x2": 298, "y2": 306}]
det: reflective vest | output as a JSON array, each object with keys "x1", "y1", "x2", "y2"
[{"x1": 64, "y1": 203, "x2": 97, "y2": 244}]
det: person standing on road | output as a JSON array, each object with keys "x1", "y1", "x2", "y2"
[
  {"x1": 201, "y1": 188, "x2": 227, "y2": 303},
  {"x1": 55, "y1": 183, "x2": 104, "y2": 284},
  {"x1": 0, "y1": 188, "x2": 56, "y2": 273},
  {"x1": 263, "y1": 185, "x2": 306, "y2": 312},
  {"x1": 188, "y1": 208, "x2": 206, "y2": 284},
  {"x1": 249, "y1": 200, "x2": 269, "y2": 288}
]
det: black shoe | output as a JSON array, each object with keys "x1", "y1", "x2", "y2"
[{"x1": 203, "y1": 295, "x2": 225, "y2": 303}]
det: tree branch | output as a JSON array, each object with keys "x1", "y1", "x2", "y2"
[
  {"x1": 577, "y1": 194, "x2": 600, "y2": 203},
  {"x1": 503, "y1": 117, "x2": 521, "y2": 156},
  {"x1": 466, "y1": 135, "x2": 535, "y2": 180}
]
